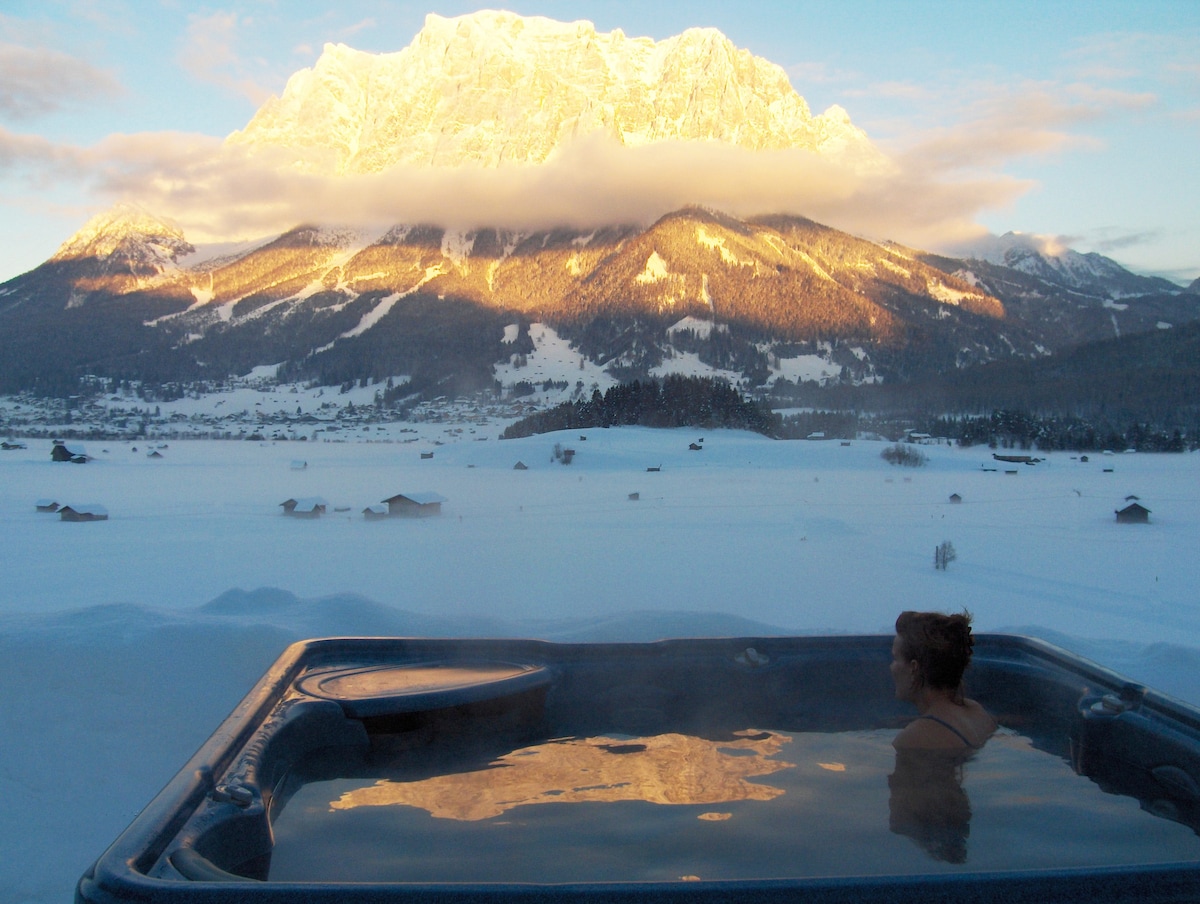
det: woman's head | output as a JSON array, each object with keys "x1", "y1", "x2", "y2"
[{"x1": 893, "y1": 610, "x2": 975, "y2": 693}]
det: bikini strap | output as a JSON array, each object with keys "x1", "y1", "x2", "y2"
[{"x1": 915, "y1": 714, "x2": 981, "y2": 749}]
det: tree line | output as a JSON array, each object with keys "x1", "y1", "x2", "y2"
[
  {"x1": 774, "y1": 407, "x2": 1196, "y2": 451},
  {"x1": 501, "y1": 375, "x2": 779, "y2": 439}
]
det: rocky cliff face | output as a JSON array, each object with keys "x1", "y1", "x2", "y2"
[{"x1": 227, "y1": 11, "x2": 882, "y2": 173}]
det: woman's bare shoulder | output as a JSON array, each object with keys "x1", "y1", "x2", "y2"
[
  {"x1": 963, "y1": 698, "x2": 998, "y2": 733},
  {"x1": 893, "y1": 700, "x2": 996, "y2": 750},
  {"x1": 893, "y1": 717, "x2": 962, "y2": 750}
]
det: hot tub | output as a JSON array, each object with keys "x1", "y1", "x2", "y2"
[{"x1": 76, "y1": 635, "x2": 1200, "y2": 903}]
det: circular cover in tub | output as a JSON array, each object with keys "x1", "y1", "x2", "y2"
[{"x1": 296, "y1": 661, "x2": 550, "y2": 717}]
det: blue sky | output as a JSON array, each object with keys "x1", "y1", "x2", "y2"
[{"x1": 1, "y1": 0, "x2": 1197, "y2": 283}]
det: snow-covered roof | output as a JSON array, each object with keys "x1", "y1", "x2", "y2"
[
  {"x1": 383, "y1": 492, "x2": 447, "y2": 506},
  {"x1": 281, "y1": 496, "x2": 328, "y2": 512},
  {"x1": 61, "y1": 504, "x2": 107, "y2": 516},
  {"x1": 291, "y1": 500, "x2": 324, "y2": 514}
]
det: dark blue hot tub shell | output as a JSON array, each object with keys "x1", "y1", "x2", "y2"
[{"x1": 76, "y1": 635, "x2": 1200, "y2": 903}]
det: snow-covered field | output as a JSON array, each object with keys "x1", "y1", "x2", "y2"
[{"x1": 2, "y1": 427, "x2": 1199, "y2": 904}]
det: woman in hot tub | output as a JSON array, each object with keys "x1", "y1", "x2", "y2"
[{"x1": 890, "y1": 610, "x2": 997, "y2": 750}]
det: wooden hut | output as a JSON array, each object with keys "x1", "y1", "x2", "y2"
[
  {"x1": 993, "y1": 453, "x2": 1039, "y2": 464},
  {"x1": 363, "y1": 504, "x2": 389, "y2": 521},
  {"x1": 382, "y1": 492, "x2": 447, "y2": 517},
  {"x1": 51, "y1": 441, "x2": 88, "y2": 463},
  {"x1": 1115, "y1": 502, "x2": 1150, "y2": 524},
  {"x1": 35, "y1": 499, "x2": 59, "y2": 513},
  {"x1": 59, "y1": 504, "x2": 108, "y2": 522},
  {"x1": 280, "y1": 497, "x2": 327, "y2": 518}
]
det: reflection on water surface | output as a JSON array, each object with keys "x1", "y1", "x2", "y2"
[
  {"x1": 268, "y1": 729, "x2": 1200, "y2": 883},
  {"x1": 332, "y1": 729, "x2": 795, "y2": 819}
]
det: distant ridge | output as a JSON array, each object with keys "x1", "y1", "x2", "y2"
[
  {"x1": 952, "y1": 231, "x2": 1181, "y2": 299},
  {"x1": 824, "y1": 318, "x2": 1200, "y2": 427},
  {"x1": 1, "y1": 203, "x2": 1197, "y2": 397}
]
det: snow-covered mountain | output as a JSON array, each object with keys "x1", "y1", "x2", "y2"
[
  {"x1": 2, "y1": 11, "x2": 1196, "y2": 399},
  {"x1": 0, "y1": 204, "x2": 1020, "y2": 393},
  {"x1": 227, "y1": 10, "x2": 883, "y2": 173},
  {"x1": 51, "y1": 204, "x2": 194, "y2": 282},
  {"x1": 958, "y1": 232, "x2": 1179, "y2": 300},
  {"x1": 8, "y1": 201, "x2": 1199, "y2": 399}
]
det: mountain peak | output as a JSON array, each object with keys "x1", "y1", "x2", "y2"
[
  {"x1": 52, "y1": 204, "x2": 193, "y2": 277},
  {"x1": 227, "y1": 11, "x2": 881, "y2": 173},
  {"x1": 960, "y1": 231, "x2": 1179, "y2": 299}
]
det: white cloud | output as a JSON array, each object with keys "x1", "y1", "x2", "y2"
[
  {"x1": 0, "y1": 42, "x2": 122, "y2": 121},
  {"x1": 340, "y1": 18, "x2": 377, "y2": 38},
  {"x1": 178, "y1": 12, "x2": 273, "y2": 105},
  {"x1": 20, "y1": 128, "x2": 1016, "y2": 254},
  {"x1": 876, "y1": 79, "x2": 1162, "y2": 179}
]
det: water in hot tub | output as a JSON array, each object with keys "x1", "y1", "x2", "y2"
[{"x1": 267, "y1": 727, "x2": 1200, "y2": 882}]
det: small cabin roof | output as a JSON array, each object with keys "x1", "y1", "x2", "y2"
[
  {"x1": 383, "y1": 491, "x2": 447, "y2": 506},
  {"x1": 1116, "y1": 502, "x2": 1151, "y2": 515},
  {"x1": 61, "y1": 504, "x2": 108, "y2": 516},
  {"x1": 281, "y1": 495, "x2": 327, "y2": 507},
  {"x1": 291, "y1": 499, "x2": 325, "y2": 514}
]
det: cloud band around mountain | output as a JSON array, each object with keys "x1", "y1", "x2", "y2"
[{"x1": 21, "y1": 128, "x2": 1029, "y2": 253}]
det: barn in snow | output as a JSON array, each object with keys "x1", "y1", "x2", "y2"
[
  {"x1": 51, "y1": 441, "x2": 88, "y2": 463},
  {"x1": 382, "y1": 492, "x2": 447, "y2": 517},
  {"x1": 59, "y1": 504, "x2": 108, "y2": 522},
  {"x1": 1115, "y1": 502, "x2": 1151, "y2": 524},
  {"x1": 280, "y1": 497, "x2": 327, "y2": 518}
]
